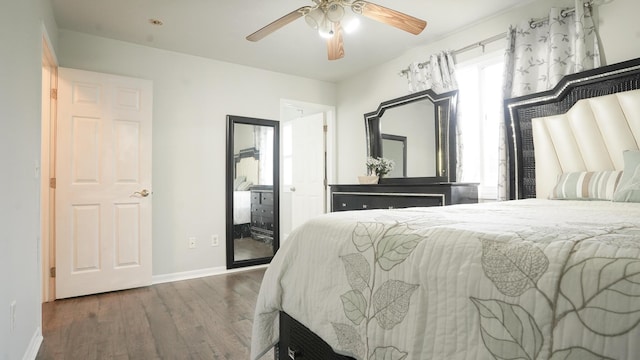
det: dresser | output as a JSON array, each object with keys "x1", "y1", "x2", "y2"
[
  {"x1": 330, "y1": 183, "x2": 478, "y2": 212},
  {"x1": 250, "y1": 186, "x2": 274, "y2": 242}
]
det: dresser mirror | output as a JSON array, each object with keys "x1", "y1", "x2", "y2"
[
  {"x1": 365, "y1": 89, "x2": 458, "y2": 183},
  {"x1": 226, "y1": 115, "x2": 279, "y2": 269}
]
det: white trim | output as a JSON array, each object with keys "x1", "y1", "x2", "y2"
[
  {"x1": 22, "y1": 327, "x2": 43, "y2": 360},
  {"x1": 151, "y1": 264, "x2": 268, "y2": 285},
  {"x1": 41, "y1": 30, "x2": 57, "y2": 303},
  {"x1": 41, "y1": 23, "x2": 58, "y2": 65}
]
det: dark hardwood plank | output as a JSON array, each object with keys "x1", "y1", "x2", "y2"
[{"x1": 36, "y1": 268, "x2": 269, "y2": 360}]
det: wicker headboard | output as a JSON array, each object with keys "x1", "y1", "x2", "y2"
[{"x1": 504, "y1": 57, "x2": 640, "y2": 200}]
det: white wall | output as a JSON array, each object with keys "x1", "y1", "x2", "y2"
[
  {"x1": 335, "y1": 0, "x2": 640, "y2": 183},
  {"x1": 0, "y1": 0, "x2": 58, "y2": 359},
  {"x1": 57, "y1": 30, "x2": 337, "y2": 276}
]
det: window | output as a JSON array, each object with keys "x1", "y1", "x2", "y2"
[{"x1": 456, "y1": 52, "x2": 504, "y2": 200}]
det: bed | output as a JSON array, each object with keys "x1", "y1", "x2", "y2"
[{"x1": 251, "y1": 57, "x2": 640, "y2": 360}]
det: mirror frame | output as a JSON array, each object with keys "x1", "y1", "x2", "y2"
[
  {"x1": 365, "y1": 88, "x2": 458, "y2": 184},
  {"x1": 226, "y1": 115, "x2": 280, "y2": 269}
]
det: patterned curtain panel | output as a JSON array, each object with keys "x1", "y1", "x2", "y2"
[
  {"x1": 407, "y1": 51, "x2": 458, "y2": 94},
  {"x1": 406, "y1": 51, "x2": 463, "y2": 178},
  {"x1": 497, "y1": 0, "x2": 601, "y2": 200}
]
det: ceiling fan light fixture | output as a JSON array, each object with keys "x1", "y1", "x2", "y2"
[
  {"x1": 246, "y1": 0, "x2": 427, "y2": 60},
  {"x1": 325, "y1": 1, "x2": 345, "y2": 22},
  {"x1": 304, "y1": 7, "x2": 325, "y2": 30}
]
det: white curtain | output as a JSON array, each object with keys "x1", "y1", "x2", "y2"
[
  {"x1": 407, "y1": 51, "x2": 458, "y2": 94},
  {"x1": 497, "y1": 0, "x2": 600, "y2": 200},
  {"x1": 406, "y1": 51, "x2": 464, "y2": 178},
  {"x1": 255, "y1": 126, "x2": 274, "y2": 185}
]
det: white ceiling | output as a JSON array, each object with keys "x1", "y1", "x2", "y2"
[{"x1": 50, "y1": 0, "x2": 532, "y2": 82}]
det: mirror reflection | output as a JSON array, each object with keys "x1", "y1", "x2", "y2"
[
  {"x1": 381, "y1": 134, "x2": 407, "y2": 177},
  {"x1": 380, "y1": 100, "x2": 435, "y2": 177},
  {"x1": 226, "y1": 116, "x2": 279, "y2": 269},
  {"x1": 365, "y1": 89, "x2": 458, "y2": 183}
]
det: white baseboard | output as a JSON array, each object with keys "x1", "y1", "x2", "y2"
[
  {"x1": 23, "y1": 326, "x2": 43, "y2": 360},
  {"x1": 152, "y1": 264, "x2": 268, "y2": 285}
]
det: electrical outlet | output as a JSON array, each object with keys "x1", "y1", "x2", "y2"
[
  {"x1": 211, "y1": 234, "x2": 219, "y2": 247},
  {"x1": 188, "y1": 237, "x2": 197, "y2": 249},
  {"x1": 10, "y1": 301, "x2": 16, "y2": 333}
]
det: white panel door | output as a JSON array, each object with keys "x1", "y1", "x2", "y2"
[
  {"x1": 291, "y1": 113, "x2": 326, "y2": 230},
  {"x1": 56, "y1": 68, "x2": 153, "y2": 299}
]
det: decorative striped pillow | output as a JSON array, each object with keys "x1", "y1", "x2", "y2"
[{"x1": 549, "y1": 170, "x2": 623, "y2": 200}]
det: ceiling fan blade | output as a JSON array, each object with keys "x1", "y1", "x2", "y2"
[
  {"x1": 327, "y1": 22, "x2": 344, "y2": 60},
  {"x1": 246, "y1": 7, "x2": 310, "y2": 42},
  {"x1": 356, "y1": 1, "x2": 426, "y2": 35}
]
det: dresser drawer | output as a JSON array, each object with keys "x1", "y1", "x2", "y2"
[
  {"x1": 252, "y1": 204, "x2": 274, "y2": 217},
  {"x1": 252, "y1": 191, "x2": 273, "y2": 204},
  {"x1": 329, "y1": 183, "x2": 478, "y2": 212},
  {"x1": 332, "y1": 192, "x2": 443, "y2": 211},
  {"x1": 261, "y1": 191, "x2": 274, "y2": 205},
  {"x1": 252, "y1": 216, "x2": 274, "y2": 230}
]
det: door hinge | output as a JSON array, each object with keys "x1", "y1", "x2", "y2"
[
  {"x1": 50, "y1": 88, "x2": 58, "y2": 100},
  {"x1": 49, "y1": 267, "x2": 56, "y2": 278},
  {"x1": 323, "y1": 125, "x2": 328, "y2": 132},
  {"x1": 49, "y1": 177, "x2": 56, "y2": 189}
]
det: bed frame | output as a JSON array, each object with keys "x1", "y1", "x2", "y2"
[
  {"x1": 504, "y1": 57, "x2": 640, "y2": 200},
  {"x1": 275, "y1": 56, "x2": 640, "y2": 360}
]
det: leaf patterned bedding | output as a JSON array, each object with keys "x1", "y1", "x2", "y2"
[{"x1": 250, "y1": 199, "x2": 640, "y2": 360}]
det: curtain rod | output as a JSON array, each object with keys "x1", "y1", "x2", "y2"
[
  {"x1": 399, "y1": 1, "x2": 594, "y2": 77},
  {"x1": 529, "y1": 1, "x2": 592, "y2": 29},
  {"x1": 398, "y1": 32, "x2": 507, "y2": 77}
]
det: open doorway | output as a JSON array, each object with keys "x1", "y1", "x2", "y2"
[{"x1": 279, "y1": 100, "x2": 336, "y2": 242}]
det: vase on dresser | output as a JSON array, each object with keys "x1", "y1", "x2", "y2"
[{"x1": 358, "y1": 175, "x2": 379, "y2": 184}]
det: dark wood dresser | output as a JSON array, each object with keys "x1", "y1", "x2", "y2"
[
  {"x1": 330, "y1": 183, "x2": 478, "y2": 212},
  {"x1": 250, "y1": 186, "x2": 274, "y2": 242}
]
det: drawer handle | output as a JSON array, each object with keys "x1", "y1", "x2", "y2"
[
  {"x1": 341, "y1": 203, "x2": 347, "y2": 207},
  {"x1": 362, "y1": 204, "x2": 368, "y2": 209},
  {"x1": 288, "y1": 347, "x2": 302, "y2": 359}
]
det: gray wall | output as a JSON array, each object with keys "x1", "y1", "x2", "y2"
[{"x1": 0, "y1": 0, "x2": 58, "y2": 358}]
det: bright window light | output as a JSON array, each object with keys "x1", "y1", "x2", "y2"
[{"x1": 457, "y1": 52, "x2": 504, "y2": 200}]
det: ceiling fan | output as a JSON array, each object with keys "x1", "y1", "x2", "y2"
[{"x1": 246, "y1": 0, "x2": 427, "y2": 61}]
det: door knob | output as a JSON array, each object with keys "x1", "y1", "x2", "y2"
[
  {"x1": 290, "y1": 186, "x2": 296, "y2": 192},
  {"x1": 131, "y1": 189, "x2": 150, "y2": 197}
]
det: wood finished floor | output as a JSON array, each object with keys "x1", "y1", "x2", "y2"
[
  {"x1": 36, "y1": 268, "x2": 273, "y2": 360},
  {"x1": 234, "y1": 238, "x2": 273, "y2": 261}
]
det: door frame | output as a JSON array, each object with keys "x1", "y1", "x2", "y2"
[
  {"x1": 41, "y1": 27, "x2": 58, "y2": 302},
  {"x1": 279, "y1": 99, "x2": 336, "y2": 240}
]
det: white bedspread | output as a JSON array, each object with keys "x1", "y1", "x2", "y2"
[{"x1": 251, "y1": 199, "x2": 640, "y2": 360}]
